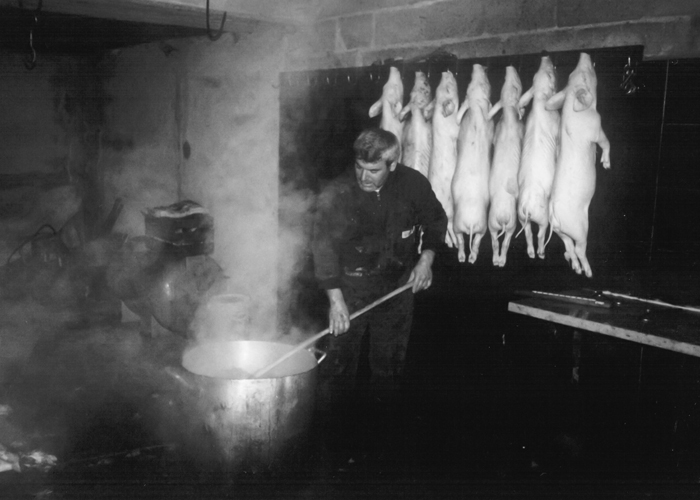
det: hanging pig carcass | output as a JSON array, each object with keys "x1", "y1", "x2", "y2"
[
  {"x1": 428, "y1": 70, "x2": 460, "y2": 248},
  {"x1": 452, "y1": 64, "x2": 494, "y2": 263},
  {"x1": 369, "y1": 66, "x2": 405, "y2": 158},
  {"x1": 516, "y1": 55, "x2": 560, "y2": 260},
  {"x1": 399, "y1": 71, "x2": 433, "y2": 178},
  {"x1": 487, "y1": 66, "x2": 524, "y2": 267},
  {"x1": 546, "y1": 52, "x2": 611, "y2": 278}
]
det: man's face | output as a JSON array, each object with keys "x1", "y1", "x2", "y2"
[{"x1": 354, "y1": 159, "x2": 395, "y2": 192}]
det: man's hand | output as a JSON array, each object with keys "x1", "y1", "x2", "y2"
[
  {"x1": 409, "y1": 250, "x2": 435, "y2": 293},
  {"x1": 326, "y1": 288, "x2": 350, "y2": 336}
]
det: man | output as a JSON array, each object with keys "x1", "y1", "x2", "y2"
[{"x1": 312, "y1": 127, "x2": 447, "y2": 452}]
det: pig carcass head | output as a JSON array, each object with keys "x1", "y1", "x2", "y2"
[
  {"x1": 434, "y1": 70, "x2": 459, "y2": 118},
  {"x1": 489, "y1": 66, "x2": 522, "y2": 119},
  {"x1": 458, "y1": 64, "x2": 491, "y2": 122},
  {"x1": 369, "y1": 66, "x2": 405, "y2": 141},
  {"x1": 467, "y1": 64, "x2": 491, "y2": 102},
  {"x1": 559, "y1": 52, "x2": 598, "y2": 113},
  {"x1": 400, "y1": 71, "x2": 433, "y2": 121},
  {"x1": 534, "y1": 55, "x2": 557, "y2": 97},
  {"x1": 519, "y1": 55, "x2": 557, "y2": 110},
  {"x1": 501, "y1": 66, "x2": 523, "y2": 106}
]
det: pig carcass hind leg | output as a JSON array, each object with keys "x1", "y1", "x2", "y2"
[
  {"x1": 468, "y1": 232, "x2": 483, "y2": 264},
  {"x1": 499, "y1": 228, "x2": 515, "y2": 267},
  {"x1": 490, "y1": 228, "x2": 502, "y2": 267},
  {"x1": 456, "y1": 232, "x2": 466, "y2": 263},
  {"x1": 557, "y1": 232, "x2": 582, "y2": 275},
  {"x1": 522, "y1": 221, "x2": 536, "y2": 259},
  {"x1": 560, "y1": 216, "x2": 592, "y2": 277},
  {"x1": 446, "y1": 225, "x2": 457, "y2": 249},
  {"x1": 536, "y1": 223, "x2": 549, "y2": 259},
  {"x1": 574, "y1": 239, "x2": 593, "y2": 278}
]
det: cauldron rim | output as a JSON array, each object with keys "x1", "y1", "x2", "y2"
[{"x1": 182, "y1": 339, "x2": 318, "y2": 380}]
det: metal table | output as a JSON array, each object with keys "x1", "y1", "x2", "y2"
[
  {"x1": 508, "y1": 293, "x2": 700, "y2": 358},
  {"x1": 508, "y1": 291, "x2": 700, "y2": 461}
]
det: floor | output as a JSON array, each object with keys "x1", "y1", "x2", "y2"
[{"x1": 1, "y1": 270, "x2": 700, "y2": 499}]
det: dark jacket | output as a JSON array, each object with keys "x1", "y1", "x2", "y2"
[{"x1": 312, "y1": 164, "x2": 448, "y2": 291}]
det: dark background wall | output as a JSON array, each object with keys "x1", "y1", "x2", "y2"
[
  {"x1": 279, "y1": 44, "x2": 700, "y2": 468},
  {"x1": 279, "y1": 45, "x2": 700, "y2": 331},
  {"x1": 0, "y1": 51, "x2": 105, "y2": 263}
]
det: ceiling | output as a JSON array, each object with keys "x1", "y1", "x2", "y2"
[
  {"x1": 0, "y1": 6, "x2": 211, "y2": 54},
  {"x1": 0, "y1": 0, "x2": 317, "y2": 56}
]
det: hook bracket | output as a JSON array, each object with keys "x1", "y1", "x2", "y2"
[{"x1": 620, "y1": 56, "x2": 639, "y2": 95}]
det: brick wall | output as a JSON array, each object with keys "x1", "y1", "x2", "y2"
[{"x1": 286, "y1": 0, "x2": 700, "y2": 70}]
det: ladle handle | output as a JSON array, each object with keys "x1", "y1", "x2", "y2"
[{"x1": 253, "y1": 280, "x2": 415, "y2": 378}]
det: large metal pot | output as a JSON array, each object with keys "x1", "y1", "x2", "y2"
[{"x1": 179, "y1": 340, "x2": 325, "y2": 472}]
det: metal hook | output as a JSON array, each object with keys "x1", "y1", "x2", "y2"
[
  {"x1": 620, "y1": 56, "x2": 638, "y2": 95},
  {"x1": 206, "y1": 0, "x2": 227, "y2": 41},
  {"x1": 24, "y1": 28, "x2": 36, "y2": 70},
  {"x1": 22, "y1": 0, "x2": 42, "y2": 70}
]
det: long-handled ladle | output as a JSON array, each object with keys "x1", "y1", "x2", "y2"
[{"x1": 253, "y1": 281, "x2": 415, "y2": 379}]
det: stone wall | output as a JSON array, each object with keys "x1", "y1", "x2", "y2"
[{"x1": 285, "y1": 0, "x2": 700, "y2": 70}]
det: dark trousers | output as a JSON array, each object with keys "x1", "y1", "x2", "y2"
[{"x1": 317, "y1": 278, "x2": 414, "y2": 452}]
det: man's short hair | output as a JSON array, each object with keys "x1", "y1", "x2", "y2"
[{"x1": 353, "y1": 128, "x2": 400, "y2": 166}]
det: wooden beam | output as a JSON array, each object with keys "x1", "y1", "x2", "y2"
[
  {"x1": 218, "y1": 0, "x2": 318, "y2": 25},
  {"x1": 143, "y1": 0, "x2": 317, "y2": 25},
  {"x1": 3, "y1": 0, "x2": 255, "y2": 32},
  {"x1": 3, "y1": 0, "x2": 312, "y2": 29}
]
